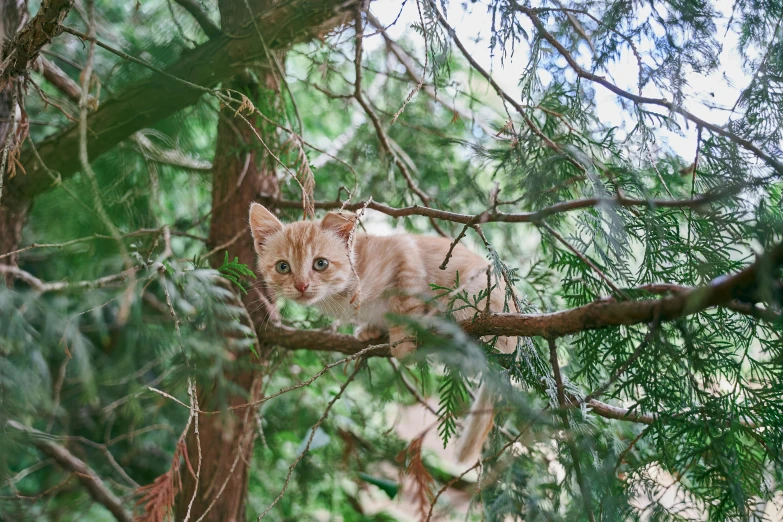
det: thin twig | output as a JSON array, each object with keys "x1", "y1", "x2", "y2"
[
  {"x1": 0, "y1": 227, "x2": 205, "y2": 261},
  {"x1": 261, "y1": 186, "x2": 738, "y2": 226},
  {"x1": 389, "y1": 0, "x2": 428, "y2": 124},
  {"x1": 352, "y1": 10, "x2": 449, "y2": 237},
  {"x1": 539, "y1": 221, "x2": 627, "y2": 298},
  {"x1": 512, "y1": 1, "x2": 783, "y2": 175},
  {"x1": 582, "y1": 315, "x2": 659, "y2": 403},
  {"x1": 7, "y1": 420, "x2": 133, "y2": 522},
  {"x1": 439, "y1": 221, "x2": 475, "y2": 270},
  {"x1": 0, "y1": 264, "x2": 140, "y2": 293},
  {"x1": 255, "y1": 360, "x2": 364, "y2": 521},
  {"x1": 61, "y1": 25, "x2": 219, "y2": 97},
  {"x1": 548, "y1": 338, "x2": 596, "y2": 522}
]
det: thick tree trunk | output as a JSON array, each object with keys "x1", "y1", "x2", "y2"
[
  {"x1": 0, "y1": 0, "x2": 29, "y2": 285},
  {"x1": 175, "y1": 2, "x2": 282, "y2": 519},
  {"x1": 0, "y1": 193, "x2": 30, "y2": 283}
]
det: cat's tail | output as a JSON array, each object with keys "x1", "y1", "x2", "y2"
[{"x1": 455, "y1": 382, "x2": 495, "y2": 463}]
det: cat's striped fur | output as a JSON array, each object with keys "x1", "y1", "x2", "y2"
[{"x1": 249, "y1": 203, "x2": 516, "y2": 462}]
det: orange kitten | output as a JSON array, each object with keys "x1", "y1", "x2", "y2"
[{"x1": 248, "y1": 203, "x2": 517, "y2": 462}]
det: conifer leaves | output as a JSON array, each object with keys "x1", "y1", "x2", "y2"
[
  {"x1": 436, "y1": 365, "x2": 468, "y2": 446},
  {"x1": 217, "y1": 251, "x2": 256, "y2": 295}
]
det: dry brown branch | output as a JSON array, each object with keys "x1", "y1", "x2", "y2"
[
  {"x1": 539, "y1": 221, "x2": 627, "y2": 298},
  {"x1": 135, "y1": 441, "x2": 188, "y2": 522},
  {"x1": 0, "y1": 0, "x2": 73, "y2": 83},
  {"x1": 260, "y1": 186, "x2": 739, "y2": 225},
  {"x1": 7, "y1": 420, "x2": 134, "y2": 522}
]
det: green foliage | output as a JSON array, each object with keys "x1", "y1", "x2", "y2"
[
  {"x1": 436, "y1": 365, "x2": 469, "y2": 446},
  {"x1": 2, "y1": 0, "x2": 783, "y2": 521},
  {"x1": 217, "y1": 251, "x2": 256, "y2": 295}
]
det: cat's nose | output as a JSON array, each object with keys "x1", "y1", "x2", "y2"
[{"x1": 294, "y1": 281, "x2": 309, "y2": 293}]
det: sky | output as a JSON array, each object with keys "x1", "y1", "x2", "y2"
[{"x1": 369, "y1": 0, "x2": 751, "y2": 161}]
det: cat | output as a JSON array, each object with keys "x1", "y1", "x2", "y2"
[{"x1": 248, "y1": 202, "x2": 517, "y2": 462}]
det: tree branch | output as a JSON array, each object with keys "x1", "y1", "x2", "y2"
[
  {"x1": 548, "y1": 338, "x2": 596, "y2": 522},
  {"x1": 32, "y1": 55, "x2": 81, "y2": 100},
  {"x1": 266, "y1": 240, "x2": 783, "y2": 353},
  {"x1": 172, "y1": 0, "x2": 221, "y2": 39},
  {"x1": 132, "y1": 132, "x2": 212, "y2": 171},
  {"x1": 366, "y1": 12, "x2": 498, "y2": 138},
  {"x1": 513, "y1": 2, "x2": 783, "y2": 175},
  {"x1": 463, "y1": 241, "x2": 783, "y2": 338},
  {"x1": 32, "y1": 55, "x2": 212, "y2": 171},
  {"x1": 7, "y1": 420, "x2": 133, "y2": 522},
  {"x1": 0, "y1": 0, "x2": 74, "y2": 83},
  {"x1": 256, "y1": 243, "x2": 781, "y2": 431},
  {"x1": 352, "y1": 10, "x2": 449, "y2": 237},
  {"x1": 7, "y1": 0, "x2": 360, "y2": 203},
  {"x1": 0, "y1": 264, "x2": 139, "y2": 292},
  {"x1": 265, "y1": 323, "x2": 391, "y2": 357},
  {"x1": 260, "y1": 186, "x2": 740, "y2": 224}
]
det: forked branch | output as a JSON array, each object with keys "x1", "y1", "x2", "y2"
[{"x1": 7, "y1": 420, "x2": 133, "y2": 522}]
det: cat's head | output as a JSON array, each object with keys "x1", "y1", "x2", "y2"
[{"x1": 248, "y1": 203, "x2": 357, "y2": 305}]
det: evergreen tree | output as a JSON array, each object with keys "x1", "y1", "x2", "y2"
[{"x1": 0, "y1": 0, "x2": 781, "y2": 521}]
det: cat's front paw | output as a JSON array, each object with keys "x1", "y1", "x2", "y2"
[
  {"x1": 389, "y1": 326, "x2": 417, "y2": 359},
  {"x1": 355, "y1": 325, "x2": 383, "y2": 342},
  {"x1": 390, "y1": 338, "x2": 417, "y2": 359}
]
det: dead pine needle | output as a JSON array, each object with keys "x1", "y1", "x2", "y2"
[{"x1": 397, "y1": 433, "x2": 436, "y2": 521}]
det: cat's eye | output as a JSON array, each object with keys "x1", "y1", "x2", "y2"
[
  {"x1": 313, "y1": 258, "x2": 329, "y2": 271},
  {"x1": 275, "y1": 261, "x2": 290, "y2": 274}
]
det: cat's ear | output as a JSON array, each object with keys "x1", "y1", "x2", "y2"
[
  {"x1": 249, "y1": 203, "x2": 283, "y2": 248},
  {"x1": 321, "y1": 211, "x2": 357, "y2": 242}
]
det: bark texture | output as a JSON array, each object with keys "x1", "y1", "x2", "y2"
[
  {"x1": 0, "y1": 0, "x2": 28, "y2": 284},
  {"x1": 0, "y1": 0, "x2": 73, "y2": 84},
  {"x1": 175, "y1": 2, "x2": 285, "y2": 519}
]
